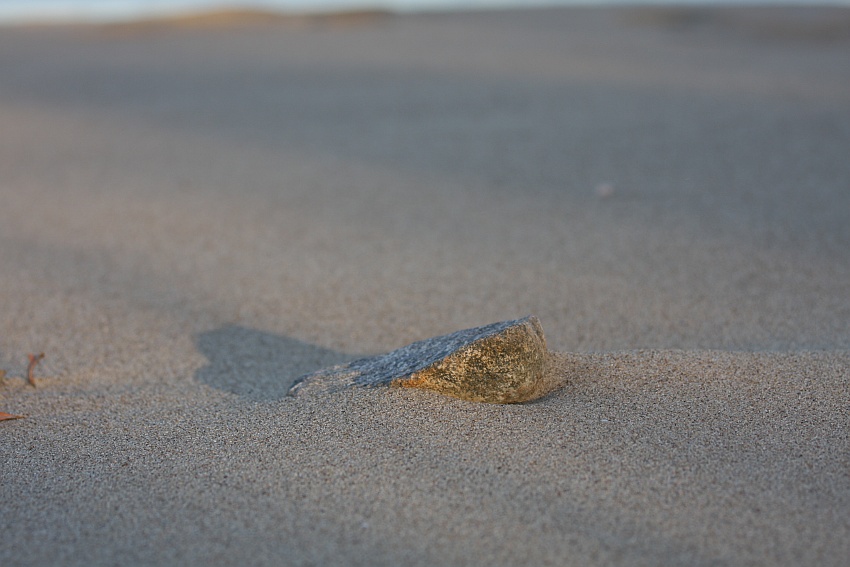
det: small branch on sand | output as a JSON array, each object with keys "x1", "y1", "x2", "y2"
[
  {"x1": 27, "y1": 353, "x2": 44, "y2": 388},
  {"x1": 1, "y1": 368, "x2": 27, "y2": 421},
  {"x1": 0, "y1": 411, "x2": 25, "y2": 421}
]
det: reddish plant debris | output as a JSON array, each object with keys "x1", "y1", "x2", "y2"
[
  {"x1": 0, "y1": 412, "x2": 25, "y2": 421},
  {"x1": 27, "y1": 353, "x2": 44, "y2": 388}
]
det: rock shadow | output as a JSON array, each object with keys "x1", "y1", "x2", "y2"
[{"x1": 194, "y1": 325, "x2": 355, "y2": 401}]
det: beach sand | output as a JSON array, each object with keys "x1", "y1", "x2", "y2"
[{"x1": 1, "y1": 6, "x2": 849, "y2": 565}]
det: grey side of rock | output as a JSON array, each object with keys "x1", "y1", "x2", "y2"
[{"x1": 288, "y1": 316, "x2": 550, "y2": 403}]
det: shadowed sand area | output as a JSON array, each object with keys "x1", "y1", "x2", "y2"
[{"x1": 1, "y1": 6, "x2": 849, "y2": 566}]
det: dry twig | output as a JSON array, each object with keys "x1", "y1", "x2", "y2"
[
  {"x1": 1, "y1": 367, "x2": 27, "y2": 421},
  {"x1": 27, "y1": 353, "x2": 44, "y2": 388}
]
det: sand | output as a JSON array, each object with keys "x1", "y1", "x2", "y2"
[{"x1": 1, "y1": 6, "x2": 849, "y2": 566}]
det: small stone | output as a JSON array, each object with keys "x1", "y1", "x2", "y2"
[
  {"x1": 594, "y1": 182, "x2": 615, "y2": 199},
  {"x1": 288, "y1": 316, "x2": 550, "y2": 403}
]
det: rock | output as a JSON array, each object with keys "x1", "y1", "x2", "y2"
[{"x1": 288, "y1": 316, "x2": 550, "y2": 403}]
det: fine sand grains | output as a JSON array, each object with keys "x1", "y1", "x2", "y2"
[{"x1": 1, "y1": 6, "x2": 850, "y2": 566}]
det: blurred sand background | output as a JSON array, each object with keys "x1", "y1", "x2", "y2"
[{"x1": 1, "y1": 6, "x2": 849, "y2": 565}]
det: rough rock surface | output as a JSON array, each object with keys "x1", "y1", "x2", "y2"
[{"x1": 288, "y1": 316, "x2": 549, "y2": 403}]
